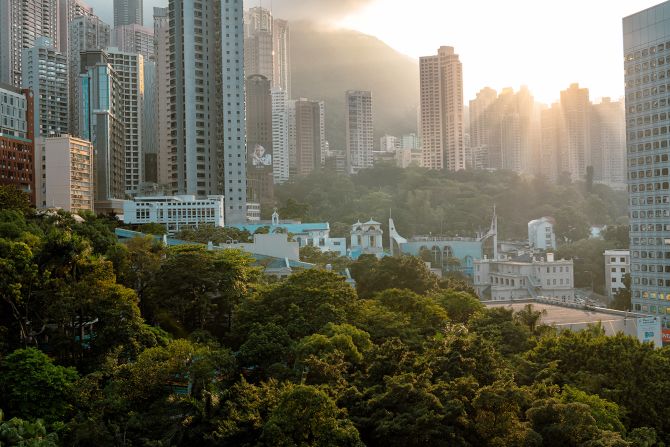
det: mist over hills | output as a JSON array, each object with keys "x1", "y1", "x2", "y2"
[{"x1": 290, "y1": 22, "x2": 419, "y2": 151}]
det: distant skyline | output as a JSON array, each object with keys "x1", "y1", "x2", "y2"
[{"x1": 88, "y1": 0, "x2": 662, "y2": 104}]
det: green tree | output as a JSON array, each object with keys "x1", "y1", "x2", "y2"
[
  {"x1": 350, "y1": 255, "x2": 439, "y2": 299},
  {"x1": 434, "y1": 290, "x2": 484, "y2": 324},
  {"x1": 0, "y1": 411, "x2": 58, "y2": 447},
  {"x1": 0, "y1": 185, "x2": 32, "y2": 214},
  {"x1": 610, "y1": 274, "x2": 631, "y2": 311},
  {"x1": 0, "y1": 348, "x2": 78, "y2": 423}
]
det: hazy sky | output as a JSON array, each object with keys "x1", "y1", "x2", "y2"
[{"x1": 90, "y1": 0, "x2": 662, "y2": 104}]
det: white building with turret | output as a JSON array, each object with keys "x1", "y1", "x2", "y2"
[{"x1": 350, "y1": 219, "x2": 384, "y2": 259}]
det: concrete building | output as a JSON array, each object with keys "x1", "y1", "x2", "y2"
[
  {"x1": 112, "y1": 24, "x2": 154, "y2": 61},
  {"x1": 153, "y1": 6, "x2": 170, "y2": 188},
  {"x1": 246, "y1": 74, "x2": 274, "y2": 205},
  {"x1": 380, "y1": 135, "x2": 398, "y2": 152},
  {"x1": 169, "y1": 0, "x2": 247, "y2": 224},
  {"x1": 624, "y1": 3, "x2": 670, "y2": 317},
  {"x1": 57, "y1": 0, "x2": 94, "y2": 54},
  {"x1": 142, "y1": 59, "x2": 157, "y2": 184},
  {"x1": 0, "y1": 0, "x2": 59, "y2": 87},
  {"x1": 244, "y1": 7, "x2": 273, "y2": 81},
  {"x1": 271, "y1": 88, "x2": 290, "y2": 184},
  {"x1": 21, "y1": 37, "x2": 68, "y2": 138},
  {"x1": 291, "y1": 98, "x2": 325, "y2": 176},
  {"x1": 0, "y1": 84, "x2": 35, "y2": 203},
  {"x1": 592, "y1": 97, "x2": 626, "y2": 188},
  {"x1": 605, "y1": 249, "x2": 630, "y2": 301},
  {"x1": 68, "y1": 14, "x2": 111, "y2": 137},
  {"x1": 114, "y1": 0, "x2": 143, "y2": 27},
  {"x1": 106, "y1": 48, "x2": 145, "y2": 196},
  {"x1": 78, "y1": 50, "x2": 125, "y2": 213},
  {"x1": 345, "y1": 90, "x2": 374, "y2": 174},
  {"x1": 540, "y1": 103, "x2": 564, "y2": 182},
  {"x1": 474, "y1": 254, "x2": 575, "y2": 301},
  {"x1": 350, "y1": 220, "x2": 384, "y2": 259},
  {"x1": 469, "y1": 87, "x2": 497, "y2": 169},
  {"x1": 528, "y1": 217, "x2": 557, "y2": 251},
  {"x1": 419, "y1": 46, "x2": 465, "y2": 171},
  {"x1": 36, "y1": 135, "x2": 93, "y2": 211},
  {"x1": 561, "y1": 83, "x2": 591, "y2": 182},
  {"x1": 272, "y1": 19, "x2": 291, "y2": 97},
  {"x1": 122, "y1": 195, "x2": 225, "y2": 232}
]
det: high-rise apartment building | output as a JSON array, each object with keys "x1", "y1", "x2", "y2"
[
  {"x1": 36, "y1": 135, "x2": 93, "y2": 211},
  {"x1": 169, "y1": 0, "x2": 247, "y2": 224},
  {"x1": 244, "y1": 7, "x2": 291, "y2": 95},
  {"x1": 57, "y1": 0, "x2": 94, "y2": 54},
  {"x1": 78, "y1": 50, "x2": 125, "y2": 213},
  {"x1": 419, "y1": 46, "x2": 465, "y2": 171},
  {"x1": 113, "y1": 24, "x2": 154, "y2": 61},
  {"x1": 273, "y1": 19, "x2": 291, "y2": 97},
  {"x1": 540, "y1": 103, "x2": 564, "y2": 183},
  {"x1": 271, "y1": 88, "x2": 290, "y2": 184},
  {"x1": 68, "y1": 14, "x2": 111, "y2": 137},
  {"x1": 623, "y1": 3, "x2": 670, "y2": 316},
  {"x1": 592, "y1": 98, "x2": 626, "y2": 188},
  {"x1": 153, "y1": 6, "x2": 170, "y2": 188},
  {"x1": 0, "y1": 0, "x2": 59, "y2": 87},
  {"x1": 143, "y1": 59, "x2": 157, "y2": 184},
  {"x1": 246, "y1": 75, "x2": 274, "y2": 204},
  {"x1": 345, "y1": 90, "x2": 374, "y2": 174},
  {"x1": 0, "y1": 84, "x2": 35, "y2": 203},
  {"x1": 114, "y1": 0, "x2": 143, "y2": 27},
  {"x1": 107, "y1": 48, "x2": 144, "y2": 196},
  {"x1": 560, "y1": 83, "x2": 591, "y2": 182},
  {"x1": 291, "y1": 98, "x2": 325, "y2": 176},
  {"x1": 21, "y1": 37, "x2": 68, "y2": 138}
]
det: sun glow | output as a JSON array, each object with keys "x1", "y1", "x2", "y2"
[{"x1": 338, "y1": 0, "x2": 660, "y2": 105}]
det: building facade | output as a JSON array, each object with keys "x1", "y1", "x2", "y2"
[
  {"x1": 561, "y1": 83, "x2": 592, "y2": 182},
  {"x1": 153, "y1": 6, "x2": 170, "y2": 188},
  {"x1": 592, "y1": 97, "x2": 626, "y2": 188},
  {"x1": 107, "y1": 48, "x2": 145, "y2": 196},
  {"x1": 345, "y1": 90, "x2": 374, "y2": 174},
  {"x1": 79, "y1": 51, "x2": 125, "y2": 212},
  {"x1": 246, "y1": 74, "x2": 273, "y2": 205},
  {"x1": 528, "y1": 217, "x2": 557, "y2": 251},
  {"x1": 291, "y1": 98, "x2": 325, "y2": 176},
  {"x1": 0, "y1": 0, "x2": 59, "y2": 87},
  {"x1": 57, "y1": 0, "x2": 94, "y2": 54},
  {"x1": 21, "y1": 37, "x2": 68, "y2": 139},
  {"x1": 624, "y1": 3, "x2": 670, "y2": 317},
  {"x1": 271, "y1": 88, "x2": 290, "y2": 184},
  {"x1": 113, "y1": 0, "x2": 143, "y2": 27},
  {"x1": 0, "y1": 85, "x2": 35, "y2": 203},
  {"x1": 68, "y1": 14, "x2": 111, "y2": 137},
  {"x1": 474, "y1": 254, "x2": 575, "y2": 302},
  {"x1": 122, "y1": 195, "x2": 225, "y2": 232},
  {"x1": 604, "y1": 249, "x2": 630, "y2": 301},
  {"x1": 350, "y1": 220, "x2": 384, "y2": 259},
  {"x1": 419, "y1": 46, "x2": 465, "y2": 171},
  {"x1": 36, "y1": 135, "x2": 93, "y2": 211},
  {"x1": 112, "y1": 24, "x2": 154, "y2": 61}
]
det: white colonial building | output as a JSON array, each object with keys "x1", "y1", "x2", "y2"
[
  {"x1": 350, "y1": 219, "x2": 384, "y2": 259},
  {"x1": 474, "y1": 253, "x2": 575, "y2": 301},
  {"x1": 122, "y1": 195, "x2": 224, "y2": 232},
  {"x1": 604, "y1": 249, "x2": 630, "y2": 300}
]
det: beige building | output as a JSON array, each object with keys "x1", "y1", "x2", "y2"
[
  {"x1": 36, "y1": 135, "x2": 94, "y2": 212},
  {"x1": 419, "y1": 46, "x2": 465, "y2": 171},
  {"x1": 560, "y1": 83, "x2": 591, "y2": 182}
]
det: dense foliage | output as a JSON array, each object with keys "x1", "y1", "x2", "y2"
[
  {"x1": 4, "y1": 185, "x2": 669, "y2": 447},
  {"x1": 273, "y1": 167, "x2": 628, "y2": 240}
]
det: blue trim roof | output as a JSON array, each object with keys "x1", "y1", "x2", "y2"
[{"x1": 229, "y1": 223, "x2": 330, "y2": 234}]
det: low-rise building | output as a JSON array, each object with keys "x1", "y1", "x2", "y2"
[
  {"x1": 528, "y1": 217, "x2": 556, "y2": 251},
  {"x1": 605, "y1": 249, "x2": 630, "y2": 300},
  {"x1": 349, "y1": 219, "x2": 384, "y2": 259},
  {"x1": 474, "y1": 253, "x2": 575, "y2": 301},
  {"x1": 122, "y1": 195, "x2": 225, "y2": 232}
]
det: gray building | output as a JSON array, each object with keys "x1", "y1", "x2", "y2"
[
  {"x1": 169, "y1": 0, "x2": 247, "y2": 224},
  {"x1": 624, "y1": 2, "x2": 670, "y2": 316},
  {"x1": 79, "y1": 50, "x2": 125, "y2": 213},
  {"x1": 68, "y1": 14, "x2": 111, "y2": 137},
  {"x1": 112, "y1": 24, "x2": 154, "y2": 61},
  {"x1": 57, "y1": 0, "x2": 94, "y2": 55},
  {"x1": 114, "y1": 0, "x2": 143, "y2": 27},
  {"x1": 0, "y1": 0, "x2": 59, "y2": 87},
  {"x1": 345, "y1": 90, "x2": 374, "y2": 174},
  {"x1": 21, "y1": 37, "x2": 68, "y2": 138},
  {"x1": 246, "y1": 75, "x2": 273, "y2": 205}
]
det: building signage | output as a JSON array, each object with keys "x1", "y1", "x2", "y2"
[{"x1": 637, "y1": 316, "x2": 662, "y2": 347}]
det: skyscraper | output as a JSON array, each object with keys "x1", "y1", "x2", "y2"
[
  {"x1": 246, "y1": 75, "x2": 274, "y2": 204},
  {"x1": 591, "y1": 98, "x2": 626, "y2": 188},
  {"x1": 107, "y1": 48, "x2": 145, "y2": 195},
  {"x1": 112, "y1": 24, "x2": 154, "y2": 61},
  {"x1": 540, "y1": 103, "x2": 564, "y2": 183},
  {"x1": 292, "y1": 98, "x2": 325, "y2": 177},
  {"x1": 345, "y1": 90, "x2": 374, "y2": 174},
  {"x1": 560, "y1": 83, "x2": 591, "y2": 182},
  {"x1": 0, "y1": 0, "x2": 59, "y2": 87},
  {"x1": 271, "y1": 88, "x2": 290, "y2": 184},
  {"x1": 244, "y1": 7, "x2": 273, "y2": 81},
  {"x1": 153, "y1": 6, "x2": 170, "y2": 188},
  {"x1": 419, "y1": 46, "x2": 465, "y2": 171},
  {"x1": 21, "y1": 37, "x2": 68, "y2": 138},
  {"x1": 78, "y1": 50, "x2": 125, "y2": 213},
  {"x1": 273, "y1": 19, "x2": 291, "y2": 97},
  {"x1": 623, "y1": 3, "x2": 670, "y2": 316},
  {"x1": 114, "y1": 0, "x2": 143, "y2": 27},
  {"x1": 68, "y1": 14, "x2": 111, "y2": 137},
  {"x1": 169, "y1": 0, "x2": 247, "y2": 224},
  {"x1": 57, "y1": 0, "x2": 94, "y2": 55}
]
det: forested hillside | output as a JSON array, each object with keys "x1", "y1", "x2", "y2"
[{"x1": 2, "y1": 185, "x2": 665, "y2": 447}]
